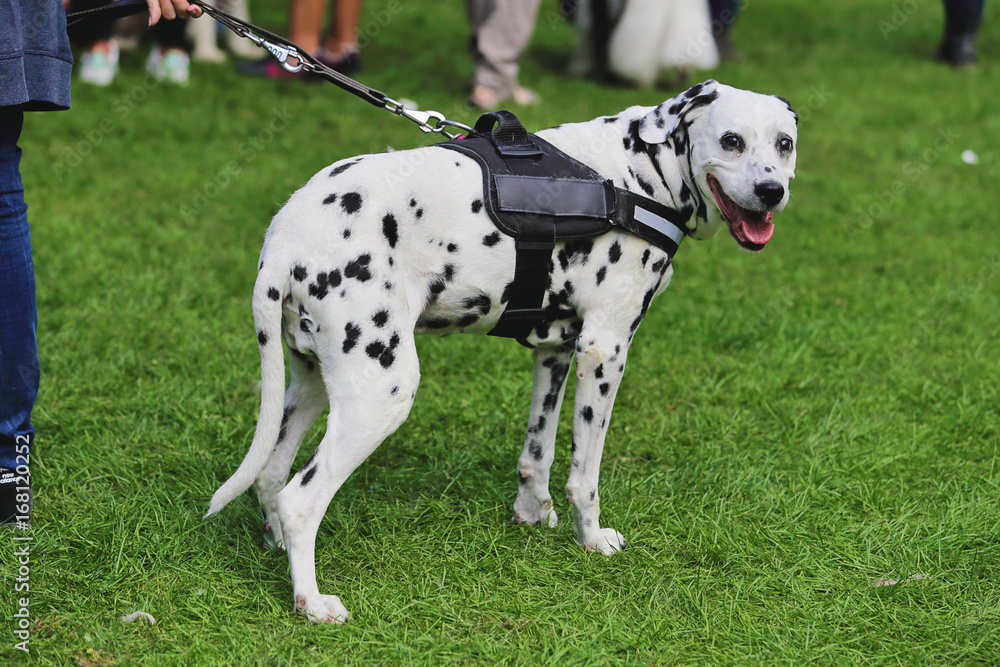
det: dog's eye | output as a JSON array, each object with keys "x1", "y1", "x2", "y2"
[
  {"x1": 777, "y1": 136, "x2": 794, "y2": 154},
  {"x1": 720, "y1": 133, "x2": 744, "y2": 152}
]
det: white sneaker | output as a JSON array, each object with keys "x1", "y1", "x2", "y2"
[
  {"x1": 78, "y1": 40, "x2": 119, "y2": 86},
  {"x1": 146, "y1": 47, "x2": 190, "y2": 86}
]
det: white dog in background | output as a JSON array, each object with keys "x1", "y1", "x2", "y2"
[
  {"x1": 570, "y1": 0, "x2": 719, "y2": 86},
  {"x1": 187, "y1": 0, "x2": 261, "y2": 62}
]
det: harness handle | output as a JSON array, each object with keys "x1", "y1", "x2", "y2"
[{"x1": 474, "y1": 111, "x2": 542, "y2": 157}]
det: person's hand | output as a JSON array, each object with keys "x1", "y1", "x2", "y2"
[{"x1": 146, "y1": 0, "x2": 203, "y2": 25}]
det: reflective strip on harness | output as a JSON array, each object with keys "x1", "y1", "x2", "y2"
[{"x1": 633, "y1": 204, "x2": 686, "y2": 247}]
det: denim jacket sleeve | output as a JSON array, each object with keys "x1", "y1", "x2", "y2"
[{"x1": 0, "y1": 0, "x2": 73, "y2": 110}]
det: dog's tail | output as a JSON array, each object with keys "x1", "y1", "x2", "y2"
[{"x1": 205, "y1": 254, "x2": 289, "y2": 517}]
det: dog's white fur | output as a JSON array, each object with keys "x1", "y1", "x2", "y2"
[
  {"x1": 571, "y1": 0, "x2": 719, "y2": 86},
  {"x1": 206, "y1": 81, "x2": 798, "y2": 623}
]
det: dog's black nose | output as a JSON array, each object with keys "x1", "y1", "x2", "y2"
[{"x1": 754, "y1": 181, "x2": 785, "y2": 208}]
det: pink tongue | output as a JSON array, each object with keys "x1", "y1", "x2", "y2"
[{"x1": 741, "y1": 214, "x2": 774, "y2": 245}]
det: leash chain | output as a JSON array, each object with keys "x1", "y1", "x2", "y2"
[{"x1": 187, "y1": 0, "x2": 473, "y2": 139}]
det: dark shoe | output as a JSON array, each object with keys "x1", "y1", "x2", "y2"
[
  {"x1": 318, "y1": 49, "x2": 362, "y2": 76},
  {"x1": 236, "y1": 57, "x2": 318, "y2": 81},
  {"x1": 936, "y1": 33, "x2": 977, "y2": 67},
  {"x1": 0, "y1": 467, "x2": 31, "y2": 528}
]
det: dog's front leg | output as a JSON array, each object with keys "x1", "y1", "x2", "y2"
[
  {"x1": 566, "y1": 332, "x2": 630, "y2": 554},
  {"x1": 513, "y1": 341, "x2": 575, "y2": 527}
]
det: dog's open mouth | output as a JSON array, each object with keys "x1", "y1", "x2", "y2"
[{"x1": 707, "y1": 174, "x2": 774, "y2": 252}]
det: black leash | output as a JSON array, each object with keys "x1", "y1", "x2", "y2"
[{"x1": 66, "y1": 0, "x2": 472, "y2": 138}]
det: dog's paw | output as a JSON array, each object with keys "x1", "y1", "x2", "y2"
[
  {"x1": 262, "y1": 516, "x2": 285, "y2": 550},
  {"x1": 295, "y1": 594, "x2": 350, "y2": 624},
  {"x1": 581, "y1": 528, "x2": 626, "y2": 555},
  {"x1": 512, "y1": 497, "x2": 558, "y2": 527}
]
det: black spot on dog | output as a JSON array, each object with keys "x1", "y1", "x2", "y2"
[
  {"x1": 650, "y1": 258, "x2": 666, "y2": 273},
  {"x1": 382, "y1": 214, "x2": 398, "y2": 248},
  {"x1": 528, "y1": 416, "x2": 547, "y2": 434},
  {"x1": 343, "y1": 229, "x2": 351, "y2": 239},
  {"x1": 344, "y1": 254, "x2": 372, "y2": 282},
  {"x1": 416, "y1": 208, "x2": 424, "y2": 219},
  {"x1": 328, "y1": 160, "x2": 357, "y2": 177},
  {"x1": 596, "y1": 266, "x2": 607, "y2": 285},
  {"x1": 409, "y1": 198, "x2": 417, "y2": 208},
  {"x1": 323, "y1": 194, "x2": 338, "y2": 206},
  {"x1": 301, "y1": 466, "x2": 317, "y2": 486},
  {"x1": 444, "y1": 264, "x2": 456, "y2": 282},
  {"x1": 278, "y1": 405, "x2": 295, "y2": 442},
  {"x1": 589, "y1": 490, "x2": 596, "y2": 501},
  {"x1": 581, "y1": 406, "x2": 594, "y2": 423},
  {"x1": 290, "y1": 348, "x2": 316, "y2": 372},
  {"x1": 372, "y1": 309, "x2": 389, "y2": 327},
  {"x1": 391, "y1": 386, "x2": 399, "y2": 395},
  {"x1": 384, "y1": 281, "x2": 394, "y2": 291},
  {"x1": 457, "y1": 314, "x2": 479, "y2": 328},
  {"x1": 366, "y1": 339, "x2": 396, "y2": 368},
  {"x1": 472, "y1": 199, "x2": 483, "y2": 214},
  {"x1": 595, "y1": 363, "x2": 604, "y2": 379},
  {"x1": 365, "y1": 340, "x2": 385, "y2": 360},
  {"x1": 292, "y1": 265, "x2": 308, "y2": 281},
  {"x1": 300, "y1": 319, "x2": 310, "y2": 333},
  {"x1": 641, "y1": 249, "x2": 650, "y2": 267},
  {"x1": 636, "y1": 174, "x2": 655, "y2": 197},
  {"x1": 483, "y1": 231, "x2": 501, "y2": 247},
  {"x1": 604, "y1": 116, "x2": 618, "y2": 124},
  {"x1": 267, "y1": 287, "x2": 280, "y2": 301},
  {"x1": 341, "y1": 191, "x2": 362, "y2": 214},
  {"x1": 500, "y1": 281, "x2": 515, "y2": 303},
  {"x1": 608, "y1": 241, "x2": 622, "y2": 264},
  {"x1": 447, "y1": 243, "x2": 458, "y2": 253},
  {"x1": 328, "y1": 269, "x2": 342, "y2": 287},
  {"x1": 463, "y1": 294, "x2": 491, "y2": 315},
  {"x1": 257, "y1": 330, "x2": 268, "y2": 346},
  {"x1": 528, "y1": 440, "x2": 543, "y2": 461},
  {"x1": 599, "y1": 382, "x2": 610, "y2": 396},
  {"x1": 343, "y1": 322, "x2": 362, "y2": 352}
]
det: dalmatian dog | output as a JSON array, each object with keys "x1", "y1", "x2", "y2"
[{"x1": 206, "y1": 80, "x2": 798, "y2": 623}]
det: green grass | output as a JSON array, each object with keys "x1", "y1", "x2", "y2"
[{"x1": 3, "y1": 0, "x2": 1000, "y2": 663}]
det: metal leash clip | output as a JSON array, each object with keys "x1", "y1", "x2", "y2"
[
  {"x1": 242, "y1": 31, "x2": 308, "y2": 73},
  {"x1": 384, "y1": 98, "x2": 472, "y2": 140}
]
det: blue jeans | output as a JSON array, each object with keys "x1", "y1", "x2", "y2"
[{"x1": 0, "y1": 109, "x2": 38, "y2": 469}]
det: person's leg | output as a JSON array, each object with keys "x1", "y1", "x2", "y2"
[
  {"x1": 324, "y1": 0, "x2": 363, "y2": 56},
  {"x1": 316, "y1": 0, "x2": 364, "y2": 73},
  {"x1": 938, "y1": 0, "x2": 984, "y2": 66},
  {"x1": 709, "y1": 0, "x2": 742, "y2": 61},
  {"x1": 468, "y1": 0, "x2": 542, "y2": 108},
  {"x1": 69, "y1": 0, "x2": 120, "y2": 85},
  {"x1": 149, "y1": 16, "x2": 192, "y2": 84},
  {"x1": 0, "y1": 109, "x2": 38, "y2": 526},
  {"x1": 289, "y1": 0, "x2": 328, "y2": 53}
]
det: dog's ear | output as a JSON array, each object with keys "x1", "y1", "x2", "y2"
[
  {"x1": 638, "y1": 80, "x2": 721, "y2": 145},
  {"x1": 774, "y1": 95, "x2": 799, "y2": 126}
]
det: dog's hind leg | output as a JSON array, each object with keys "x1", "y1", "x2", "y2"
[
  {"x1": 255, "y1": 350, "x2": 327, "y2": 550},
  {"x1": 513, "y1": 341, "x2": 574, "y2": 527},
  {"x1": 277, "y1": 331, "x2": 420, "y2": 623}
]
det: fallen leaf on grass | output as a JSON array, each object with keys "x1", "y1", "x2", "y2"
[{"x1": 872, "y1": 571, "x2": 926, "y2": 587}]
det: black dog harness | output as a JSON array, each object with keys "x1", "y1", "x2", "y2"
[{"x1": 438, "y1": 111, "x2": 692, "y2": 344}]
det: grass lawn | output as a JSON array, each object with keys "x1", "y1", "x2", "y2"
[{"x1": 3, "y1": 0, "x2": 1000, "y2": 663}]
